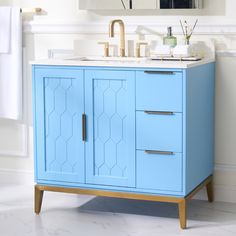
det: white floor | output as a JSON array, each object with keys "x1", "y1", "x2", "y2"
[{"x1": 1, "y1": 185, "x2": 236, "y2": 236}]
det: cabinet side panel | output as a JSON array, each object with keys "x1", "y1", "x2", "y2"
[
  {"x1": 184, "y1": 63, "x2": 215, "y2": 195},
  {"x1": 32, "y1": 66, "x2": 38, "y2": 181}
]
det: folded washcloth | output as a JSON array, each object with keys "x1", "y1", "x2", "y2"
[
  {"x1": 151, "y1": 45, "x2": 171, "y2": 57},
  {"x1": 173, "y1": 45, "x2": 192, "y2": 58}
]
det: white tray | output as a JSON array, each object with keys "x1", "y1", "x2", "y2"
[{"x1": 151, "y1": 56, "x2": 202, "y2": 61}]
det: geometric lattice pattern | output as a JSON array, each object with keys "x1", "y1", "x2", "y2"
[
  {"x1": 44, "y1": 78, "x2": 80, "y2": 174},
  {"x1": 93, "y1": 79, "x2": 128, "y2": 178}
]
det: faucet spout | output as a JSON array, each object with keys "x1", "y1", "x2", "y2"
[{"x1": 109, "y1": 19, "x2": 125, "y2": 57}]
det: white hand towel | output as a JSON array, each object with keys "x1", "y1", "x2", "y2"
[
  {"x1": 0, "y1": 7, "x2": 11, "y2": 53},
  {"x1": 0, "y1": 7, "x2": 22, "y2": 120}
]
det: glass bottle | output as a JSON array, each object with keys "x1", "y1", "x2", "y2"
[{"x1": 163, "y1": 27, "x2": 177, "y2": 48}]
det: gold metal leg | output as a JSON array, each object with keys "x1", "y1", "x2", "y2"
[
  {"x1": 206, "y1": 179, "x2": 214, "y2": 203},
  {"x1": 178, "y1": 199, "x2": 187, "y2": 229},
  {"x1": 35, "y1": 185, "x2": 44, "y2": 214},
  {"x1": 34, "y1": 175, "x2": 213, "y2": 229}
]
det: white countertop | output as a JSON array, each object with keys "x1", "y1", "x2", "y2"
[{"x1": 31, "y1": 57, "x2": 215, "y2": 69}]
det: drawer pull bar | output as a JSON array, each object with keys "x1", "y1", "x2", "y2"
[
  {"x1": 144, "y1": 71, "x2": 174, "y2": 75},
  {"x1": 82, "y1": 113, "x2": 87, "y2": 141},
  {"x1": 144, "y1": 111, "x2": 174, "y2": 115},
  {"x1": 145, "y1": 150, "x2": 174, "y2": 155}
]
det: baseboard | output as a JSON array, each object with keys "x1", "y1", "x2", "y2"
[
  {"x1": 193, "y1": 184, "x2": 236, "y2": 203},
  {"x1": 0, "y1": 168, "x2": 235, "y2": 203},
  {"x1": 0, "y1": 168, "x2": 34, "y2": 185}
]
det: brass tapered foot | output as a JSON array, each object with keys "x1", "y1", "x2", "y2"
[
  {"x1": 35, "y1": 185, "x2": 44, "y2": 214},
  {"x1": 206, "y1": 178, "x2": 214, "y2": 203},
  {"x1": 33, "y1": 175, "x2": 213, "y2": 229},
  {"x1": 178, "y1": 199, "x2": 187, "y2": 229}
]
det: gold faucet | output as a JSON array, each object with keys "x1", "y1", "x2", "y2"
[
  {"x1": 109, "y1": 19, "x2": 125, "y2": 57},
  {"x1": 98, "y1": 42, "x2": 110, "y2": 57},
  {"x1": 136, "y1": 42, "x2": 148, "y2": 58}
]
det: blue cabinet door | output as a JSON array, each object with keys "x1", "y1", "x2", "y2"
[
  {"x1": 33, "y1": 66, "x2": 85, "y2": 183},
  {"x1": 85, "y1": 70, "x2": 135, "y2": 187}
]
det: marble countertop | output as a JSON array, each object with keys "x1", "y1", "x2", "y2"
[{"x1": 31, "y1": 57, "x2": 215, "y2": 69}]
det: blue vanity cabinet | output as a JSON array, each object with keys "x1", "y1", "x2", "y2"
[
  {"x1": 33, "y1": 62, "x2": 215, "y2": 229},
  {"x1": 85, "y1": 70, "x2": 136, "y2": 187},
  {"x1": 33, "y1": 66, "x2": 85, "y2": 183}
]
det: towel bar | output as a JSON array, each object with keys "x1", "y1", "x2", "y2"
[{"x1": 20, "y1": 8, "x2": 41, "y2": 13}]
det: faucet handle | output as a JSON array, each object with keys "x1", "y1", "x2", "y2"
[
  {"x1": 98, "y1": 42, "x2": 110, "y2": 57},
  {"x1": 136, "y1": 42, "x2": 148, "y2": 58}
]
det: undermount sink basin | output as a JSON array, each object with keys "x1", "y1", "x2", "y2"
[{"x1": 65, "y1": 56, "x2": 150, "y2": 62}]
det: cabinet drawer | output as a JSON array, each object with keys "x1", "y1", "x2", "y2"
[
  {"x1": 136, "y1": 111, "x2": 182, "y2": 152},
  {"x1": 137, "y1": 150, "x2": 182, "y2": 192},
  {"x1": 136, "y1": 70, "x2": 182, "y2": 112}
]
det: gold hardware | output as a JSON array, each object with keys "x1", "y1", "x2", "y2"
[
  {"x1": 144, "y1": 71, "x2": 174, "y2": 75},
  {"x1": 136, "y1": 42, "x2": 148, "y2": 58},
  {"x1": 145, "y1": 150, "x2": 174, "y2": 155},
  {"x1": 82, "y1": 114, "x2": 86, "y2": 141},
  {"x1": 98, "y1": 42, "x2": 109, "y2": 57},
  {"x1": 20, "y1": 8, "x2": 42, "y2": 13},
  {"x1": 34, "y1": 175, "x2": 214, "y2": 229},
  {"x1": 109, "y1": 19, "x2": 125, "y2": 57},
  {"x1": 35, "y1": 186, "x2": 44, "y2": 214},
  {"x1": 144, "y1": 111, "x2": 174, "y2": 115},
  {"x1": 178, "y1": 199, "x2": 187, "y2": 229}
]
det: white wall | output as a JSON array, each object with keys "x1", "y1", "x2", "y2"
[{"x1": 1, "y1": 0, "x2": 236, "y2": 202}]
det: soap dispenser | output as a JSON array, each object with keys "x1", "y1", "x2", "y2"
[{"x1": 163, "y1": 27, "x2": 177, "y2": 48}]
